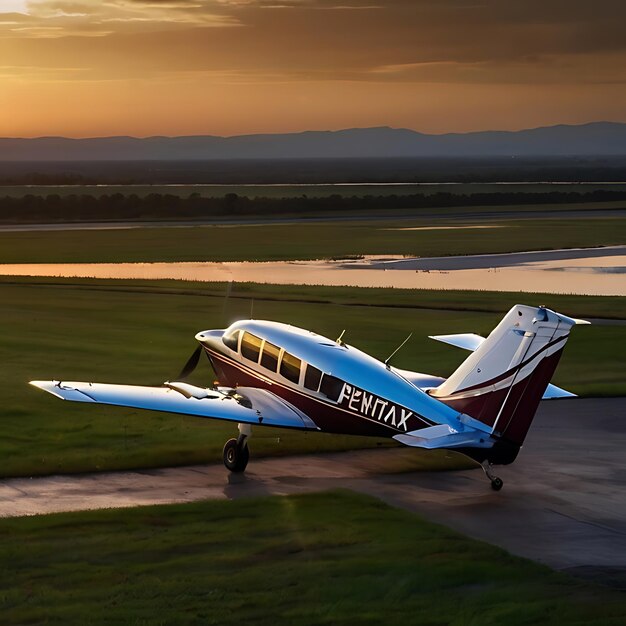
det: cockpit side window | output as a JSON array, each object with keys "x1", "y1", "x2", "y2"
[
  {"x1": 241, "y1": 332, "x2": 262, "y2": 363},
  {"x1": 304, "y1": 364, "x2": 322, "y2": 392},
  {"x1": 280, "y1": 351, "x2": 301, "y2": 384},
  {"x1": 319, "y1": 374, "x2": 343, "y2": 401},
  {"x1": 260, "y1": 341, "x2": 281, "y2": 372},
  {"x1": 222, "y1": 329, "x2": 240, "y2": 352}
]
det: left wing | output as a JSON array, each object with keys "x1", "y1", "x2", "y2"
[{"x1": 29, "y1": 380, "x2": 319, "y2": 430}]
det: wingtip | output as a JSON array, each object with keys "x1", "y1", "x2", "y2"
[
  {"x1": 29, "y1": 380, "x2": 63, "y2": 399},
  {"x1": 29, "y1": 380, "x2": 53, "y2": 389}
]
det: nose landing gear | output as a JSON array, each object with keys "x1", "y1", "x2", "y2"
[{"x1": 223, "y1": 423, "x2": 251, "y2": 473}]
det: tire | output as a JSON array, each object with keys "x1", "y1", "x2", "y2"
[
  {"x1": 223, "y1": 438, "x2": 249, "y2": 473},
  {"x1": 491, "y1": 477, "x2": 504, "y2": 491}
]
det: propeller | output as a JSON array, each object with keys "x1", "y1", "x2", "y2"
[
  {"x1": 171, "y1": 278, "x2": 233, "y2": 384},
  {"x1": 172, "y1": 344, "x2": 203, "y2": 381}
]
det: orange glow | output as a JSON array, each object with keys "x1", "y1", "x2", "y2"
[{"x1": 1, "y1": 1, "x2": 625, "y2": 137}]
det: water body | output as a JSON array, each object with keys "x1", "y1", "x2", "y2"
[
  {"x1": 0, "y1": 248, "x2": 624, "y2": 296},
  {"x1": 365, "y1": 246, "x2": 626, "y2": 271}
]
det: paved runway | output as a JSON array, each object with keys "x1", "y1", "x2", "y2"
[
  {"x1": 0, "y1": 397, "x2": 624, "y2": 586},
  {"x1": 368, "y1": 245, "x2": 626, "y2": 271}
]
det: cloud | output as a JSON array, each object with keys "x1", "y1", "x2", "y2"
[
  {"x1": 0, "y1": 0, "x2": 237, "y2": 38},
  {"x1": 0, "y1": 0, "x2": 625, "y2": 88},
  {"x1": 0, "y1": 1, "x2": 29, "y2": 14}
]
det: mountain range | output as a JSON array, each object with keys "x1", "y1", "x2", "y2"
[{"x1": 1, "y1": 122, "x2": 625, "y2": 161}]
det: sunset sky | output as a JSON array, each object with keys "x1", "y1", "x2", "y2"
[{"x1": 1, "y1": 0, "x2": 625, "y2": 137}]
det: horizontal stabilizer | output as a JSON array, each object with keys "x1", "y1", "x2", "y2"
[
  {"x1": 29, "y1": 380, "x2": 318, "y2": 430},
  {"x1": 429, "y1": 333, "x2": 485, "y2": 352},
  {"x1": 542, "y1": 383, "x2": 576, "y2": 399},
  {"x1": 393, "y1": 424, "x2": 493, "y2": 450}
]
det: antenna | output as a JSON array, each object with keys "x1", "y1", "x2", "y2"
[
  {"x1": 222, "y1": 280, "x2": 233, "y2": 319},
  {"x1": 336, "y1": 329, "x2": 346, "y2": 346},
  {"x1": 384, "y1": 332, "x2": 412, "y2": 369}
]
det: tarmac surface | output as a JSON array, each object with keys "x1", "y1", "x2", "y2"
[{"x1": 0, "y1": 397, "x2": 624, "y2": 586}]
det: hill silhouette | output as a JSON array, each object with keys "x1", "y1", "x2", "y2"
[{"x1": 1, "y1": 122, "x2": 625, "y2": 161}]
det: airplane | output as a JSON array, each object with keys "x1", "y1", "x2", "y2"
[{"x1": 30, "y1": 304, "x2": 588, "y2": 490}]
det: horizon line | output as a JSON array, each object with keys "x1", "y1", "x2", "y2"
[{"x1": 3, "y1": 120, "x2": 623, "y2": 142}]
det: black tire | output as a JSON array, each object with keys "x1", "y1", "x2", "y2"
[
  {"x1": 223, "y1": 438, "x2": 249, "y2": 473},
  {"x1": 491, "y1": 477, "x2": 504, "y2": 491}
]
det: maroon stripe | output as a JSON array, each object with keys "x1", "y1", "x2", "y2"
[
  {"x1": 497, "y1": 347, "x2": 564, "y2": 444},
  {"x1": 204, "y1": 346, "x2": 433, "y2": 436},
  {"x1": 448, "y1": 333, "x2": 568, "y2": 396},
  {"x1": 440, "y1": 347, "x2": 565, "y2": 445}
]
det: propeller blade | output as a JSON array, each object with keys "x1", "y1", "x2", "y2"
[{"x1": 174, "y1": 345, "x2": 203, "y2": 381}]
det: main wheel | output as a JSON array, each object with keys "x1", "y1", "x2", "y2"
[
  {"x1": 491, "y1": 477, "x2": 504, "y2": 491},
  {"x1": 223, "y1": 438, "x2": 249, "y2": 473}
]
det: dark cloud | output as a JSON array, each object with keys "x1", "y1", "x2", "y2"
[{"x1": 1, "y1": 0, "x2": 625, "y2": 84}]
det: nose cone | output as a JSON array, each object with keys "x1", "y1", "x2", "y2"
[{"x1": 195, "y1": 329, "x2": 225, "y2": 347}]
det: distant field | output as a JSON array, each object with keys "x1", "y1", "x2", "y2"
[
  {"x1": 2, "y1": 182, "x2": 626, "y2": 198},
  {"x1": 1, "y1": 491, "x2": 625, "y2": 625},
  {"x1": 1, "y1": 277, "x2": 623, "y2": 478},
  {"x1": 0, "y1": 215, "x2": 624, "y2": 263}
]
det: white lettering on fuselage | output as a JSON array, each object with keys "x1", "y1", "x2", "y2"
[{"x1": 337, "y1": 383, "x2": 414, "y2": 431}]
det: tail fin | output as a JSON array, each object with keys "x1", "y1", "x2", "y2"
[{"x1": 431, "y1": 305, "x2": 588, "y2": 447}]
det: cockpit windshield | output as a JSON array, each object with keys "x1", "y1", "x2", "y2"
[{"x1": 222, "y1": 328, "x2": 240, "y2": 351}]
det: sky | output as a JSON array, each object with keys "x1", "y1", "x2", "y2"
[{"x1": 1, "y1": 0, "x2": 625, "y2": 137}]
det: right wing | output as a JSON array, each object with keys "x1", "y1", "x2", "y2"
[{"x1": 29, "y1": 380, "x2": 319, "y2": 430}]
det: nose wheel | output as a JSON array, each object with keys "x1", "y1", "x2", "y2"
[{"x1": 481, "y1": 460, "x2": 504, "y2": 491}]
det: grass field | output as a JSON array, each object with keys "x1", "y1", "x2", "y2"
[
  {"x1": 2, "y1": 182, "x2": 625, "y2": 198},
  {"x1": 0, "y1": 215, "x2": 624, "y2": 263},
  {"x1": 0, "y1": 490, "x2": 624, "y2": 625},
  {"x1": 1, "y1": 277, "x2": 624, "y2": 478}
]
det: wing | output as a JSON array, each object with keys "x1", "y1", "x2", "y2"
[{"x1": 29, "y1": 380, "x2": 319, "y2": 431}]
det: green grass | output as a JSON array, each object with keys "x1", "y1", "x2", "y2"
[
  {"x1": 0, "y1": 490, "x2": 624, "y2": 625},
  {"x1": 1, "y1": 277, "x2": 624, "y2": 478},
  {"x1": 0, "y1": 216, "x2": 624, "y2": 263}
]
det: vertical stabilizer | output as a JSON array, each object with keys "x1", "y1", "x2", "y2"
[{"x1": 431, "y1": 305, "x2": 586, "y2": 446}]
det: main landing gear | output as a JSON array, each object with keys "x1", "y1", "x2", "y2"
[
  {"x1": 223, "y1": 423, "x2": 251, "y2": 473},
  {"x1": 481, "y1": 460, "x2": 504, "y2": 491}
]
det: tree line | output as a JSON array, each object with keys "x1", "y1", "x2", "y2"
[{"x1": 0, "y1": 190, "x2": 624, "y2": 222}]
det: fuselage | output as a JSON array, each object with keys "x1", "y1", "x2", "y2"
[{"x1": 196, "y1": 320, "x2": 461, "y2": 438}]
